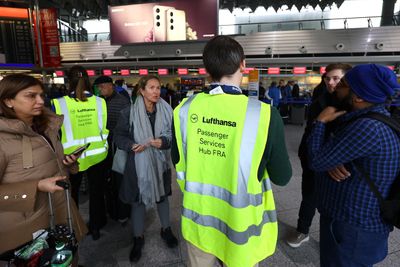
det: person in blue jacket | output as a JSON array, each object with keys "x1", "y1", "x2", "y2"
[{"x1": 267, "y1": 81, "x2": 281, "y2": 108}]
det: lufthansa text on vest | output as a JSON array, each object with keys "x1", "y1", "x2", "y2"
[{"x1": 202, "y1": 116, "x2": 236, "y2": 127}]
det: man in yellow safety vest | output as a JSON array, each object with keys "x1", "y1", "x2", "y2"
[{"x1": 172, "y1": 36, "x2": 292, "y2": 267}]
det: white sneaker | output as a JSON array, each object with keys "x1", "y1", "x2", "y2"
[{"x1": 286, "y1": 231, "x2": 309, "y2": 248}]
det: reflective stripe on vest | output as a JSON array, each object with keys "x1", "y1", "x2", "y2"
[
  {"x1": 182, "y1": 207, "x2": 277, "y2": 244},
  {"x1": 57, "y1": 97, "x2": 107, "y2": 149},
  {"x1": 177, "y1": 96, "x2": 273, "y2": 208},
  {"x1": 177, "y1": 94, "x2": 197, "y2": 177}
]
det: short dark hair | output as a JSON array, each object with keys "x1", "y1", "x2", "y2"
[
  {"x1": 94, "y1": 76, "x2": 113, "y2": 85},
  {"x1": 202, "y1": 36, "x2": 245, "y2": 81},
  {"x1": 325, "y1": 63, "x2": 352, "y2": 74}
]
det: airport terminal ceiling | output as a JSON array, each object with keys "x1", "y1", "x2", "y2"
[{"x1": 1, "y1": 0, "x2": 344, "y2": 18}]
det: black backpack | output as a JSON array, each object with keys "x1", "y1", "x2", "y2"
[{"x1": 352, "y1": 112, "x2": 400, "y2": 229}]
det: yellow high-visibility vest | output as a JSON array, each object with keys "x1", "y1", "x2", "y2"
[
  {"x1": 53, "y1": 95, "x2": 108, "y2": 171},
  {"x1": 174, "y1": 92, "x2": 277, "y2": 267}
]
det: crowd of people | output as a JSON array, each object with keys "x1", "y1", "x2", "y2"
[{"x1": 0, "y1": 35, "x2": 400, "y2": 267}]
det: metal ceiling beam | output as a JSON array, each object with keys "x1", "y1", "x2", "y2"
[{"x1": 61, "y1": 55, "x2": 400, "y2": 69}]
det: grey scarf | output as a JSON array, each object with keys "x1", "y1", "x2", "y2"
[{"x1": 132, "y1": 95, "x2": 173, "y2": 205}]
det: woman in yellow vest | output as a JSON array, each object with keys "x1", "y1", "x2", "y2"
[
  {"x1": 52, "y1": 66, "x2": 109, "y2": 240},
  {"x1": 114, "y1": 75, "x2": 178, "y2": 262}
]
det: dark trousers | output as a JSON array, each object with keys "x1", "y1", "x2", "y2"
[
  {"x1": 70, "y1": 171, "x2": 83, "y2": 207},
  {"x1": 131, "y1": 198, "x2": 170, "y2": 236},
  {"x1": 296, "y1": 156, "x2": 318, "y2": 235},
  {"x1": 70, "y1": 160, "x2": 108, "y2": 230},
  {"x1": 320, "y1": 216, "x2": 388, "y2": 267}
]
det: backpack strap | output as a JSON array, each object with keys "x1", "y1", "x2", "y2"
[
  {"x1": 359, "y1": 112, "x2": 400, "y2": 135},
  {"x1": 352, "y1": 112, "x2": 400, "y2": 205},
  {"x1": 353, "y1": 163, "x2": 385, "y2": 204}
]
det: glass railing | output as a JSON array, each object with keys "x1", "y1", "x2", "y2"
[
  {"x1": 59, "y1": 15, "x2": 400, "y2": 43},
  {"x1": 219, "y1": 15, "x2": 399, "y2": 35}
]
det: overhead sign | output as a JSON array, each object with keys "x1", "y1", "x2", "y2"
[
  {"x1": 87, "y1": 70, "x2": 96, "y2": 76},
  {"x1": 243, "y1": 67, "x2": 255, "y2": 74},
  {"x1": 158, "y1": 68, "x2": 168, "y2": 75},
  {"x1": 54, "y1": 70, "x2": 64, "y2": 77},
  {"x1": 0, "y1": 7, "x2": 28, "y2": 19},
  {"x1": 198, "y1": 68, "x2": 207, "y2": 75},
  {"x1": 139, "y1": 69, "x2": 148, "y2": 75},
  {"x1": 293, "y1": 66, "x2": 307, "y2": 74},
  {"x1": 103, "y1": 69, "x2": 112, "y2": 76},
  {"x1": 268, "y1": 67, "x2": 280, "y2": 75},
  {"x1": 120, "y1": 69, "x2": 130, "y2": 76},
  {"x1": 177, "y1": 68, "x2": 188, "y2": 75}
]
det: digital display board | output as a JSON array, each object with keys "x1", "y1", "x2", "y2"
[
  {"x1": 103, "y1": 69, "x2": 112, "y2": 76},
  {"x1": 268, "y1": 67, "x2": 280, "y2": 75},
  {"x1": 293, "y1": 67, "x2": 307, "y2": 74},
  {"x1": 177, "y1": 68, "x2": 188, "y2": 75},
  {"x1": 139, "y1": 69, "x2": 149, "y2": 75},
  {"x1": 87, "y1": 70, "x2": 96, "y2": 76},
  {"x1": 158, "y1": 68, "x2": 168, "y2": 75},
  {"x1": 109, "y1": 0, "x2": 218, "y2": 45},
  {"x1": 120, "y1": 69, "x2": 130, "y2": 76},
  {"x1": 55, "y1": 70, "x2": 64, "y2": 76}
]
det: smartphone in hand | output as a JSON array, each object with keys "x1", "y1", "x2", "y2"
[{"x1": 69, "y1": 143, "x2": 90, "y2": 156}]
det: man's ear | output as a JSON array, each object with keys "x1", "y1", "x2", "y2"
[{"x1": 239, "y1": 60, "x2": 246, "y2": 73}]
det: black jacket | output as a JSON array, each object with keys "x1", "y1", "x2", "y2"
[
  {"x1": 298, "y1": 90, "x2": 337, "y2": 159},
  {"x1": 104, "y1": 91, "x2": 130, "y2": 142}
]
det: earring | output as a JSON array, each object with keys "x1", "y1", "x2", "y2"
[{"x1": 7, "y1": 105, "x2": 13, "y2": 109}]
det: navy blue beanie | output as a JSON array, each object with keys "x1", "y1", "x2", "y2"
[{"x1": 345, "y1": 64, "x2": 400, "y2": 103}]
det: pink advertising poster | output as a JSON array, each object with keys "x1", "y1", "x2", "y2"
[{"x1": 109, "y1": 0, "x2": 218, "y2": 45}]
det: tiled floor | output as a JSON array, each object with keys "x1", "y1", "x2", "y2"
[{"x1": 77, "y1": 124, "x2": 400, "y2": 267}]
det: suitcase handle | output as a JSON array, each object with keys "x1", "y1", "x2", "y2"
[
  {"x1": 48, "y1": 180, "x2": 73, "y2": 234},
  {"x1": 56, "y1": 180, "x2": 70, "y2": 190}
]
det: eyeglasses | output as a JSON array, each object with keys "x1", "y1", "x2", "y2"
[{"x1": 324, "y1": 76, "x2": 342, "y2": 83}]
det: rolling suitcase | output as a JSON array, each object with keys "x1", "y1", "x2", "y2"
[
  {"x1": 290, "y1": 104, "x2": 305, "y2": 126},
  {"x1": 13, "y1": 181, "x2": 78, "y2": 267}
]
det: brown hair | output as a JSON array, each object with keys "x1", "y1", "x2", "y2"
[
  {"x1": 67, "y1": 65, "x2": 92, "y2": 101},
  {"x1": 137, "y1": 75, "x2": 161, "y2": 95},
  {"x1": 0, "y1": 74, "x2": 49, "y2": 133},
  {"x1": 325, "y1": 63, "x2": 352, "y2": 74}
]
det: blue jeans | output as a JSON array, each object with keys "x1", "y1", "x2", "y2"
[{"x1": 320, "y1": 216, "x2": 389, "y2": 267}]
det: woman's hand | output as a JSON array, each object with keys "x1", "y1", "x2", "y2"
[
  {"x1": 37, "y1": 176, "x2": 67, "y2": 193},
  {"x1": 63, "y1": 153, "x2": 79, "y2": 166},
  {"x1": 131, "y1": 144, "x2": 146, "y2": 153},
  {"x1": 149, "y1": 138, "x2": 162, "y2": 149}
]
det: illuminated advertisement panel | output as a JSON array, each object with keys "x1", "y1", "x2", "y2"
[{"x1": 109, "y1": 0, "x2": 217, "y2": 45}]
